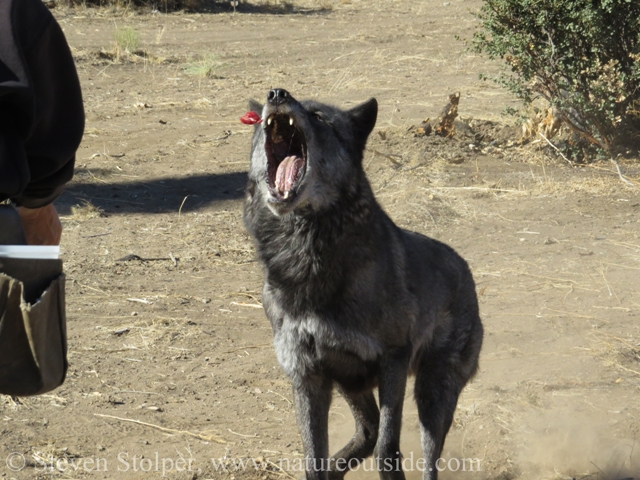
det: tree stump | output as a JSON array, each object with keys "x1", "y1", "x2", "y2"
[{"x1": 435, "y1": 92, "x2": 460, "y2": 138}]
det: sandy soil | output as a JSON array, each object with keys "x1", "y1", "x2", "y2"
[{"x1": 2, "y1": 1, "x2": 640, "y2": 479}]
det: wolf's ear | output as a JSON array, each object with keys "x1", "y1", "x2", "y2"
[
  {"x1": 348, "y1": 98, "x2": 378, "y2": 146},
  {"x1": 248, "y1": 99, "x2": 263, "y2": 115}
]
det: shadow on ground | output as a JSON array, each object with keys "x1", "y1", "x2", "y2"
[
  {"x1": 150, "y1": 0, "x2": 332, "y2": 15},
  {"x1": 56, "y1": 171, "x2": 247, "y2": 215},
  {"x1": 229, "y1": 2, "x2": 332, "y2": 15}
]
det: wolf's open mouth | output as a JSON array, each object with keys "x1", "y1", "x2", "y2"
[{"x1": 265, "y1": 114, "x2": 307, "y2": 202}]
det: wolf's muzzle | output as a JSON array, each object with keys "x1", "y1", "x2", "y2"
[{"x1": 267, "y1": 88, "x2": 290, "y2": 106}]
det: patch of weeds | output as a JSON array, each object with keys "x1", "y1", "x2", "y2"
[
  {"x1": 315, "y1": 0, "x2": 333, "y2": 10},
  {"x1": 183, "y1": 55, "x2": 223, "y2": 79},
  {"x1": 114, "y1": 26, "x2": 140, "y2": 59},
  {"x1": 259, "y1": 0, "x2": 294, "y2": 12}
]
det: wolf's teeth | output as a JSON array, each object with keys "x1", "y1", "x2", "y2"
[
  {"x1": 289, "y1": 117, "x2": 294, "y2": 126},
  {"x1": 283, "y1": 191, "x2": 290, "y2": 199},
  {"x1": 267, "y1": 117, "x2": 272, "y2": 126}
]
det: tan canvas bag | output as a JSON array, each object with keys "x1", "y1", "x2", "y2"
[{"x1": 0, "y1": 259, "x2": 67, "y2": 396}]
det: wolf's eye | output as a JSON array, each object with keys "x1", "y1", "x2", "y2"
[{"x1": 313, "y1": 112, "x2": 328, "y2": 124}]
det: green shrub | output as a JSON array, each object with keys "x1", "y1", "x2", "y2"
[
  {"x1": 472, "y1": 0, "x2": 640, "y2": 154},
  {"x1": 114, "y1": 26, "x2": 140, "y2": 55}
]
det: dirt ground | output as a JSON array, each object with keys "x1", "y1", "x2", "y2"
[{"x1": 2, "y1": 0, "x2": 640, "y2": 479}]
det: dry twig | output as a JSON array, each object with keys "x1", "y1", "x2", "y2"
[
  {"x1": 610, "y1": 158, "x2": 637, "y2": 187},
  {"x1": 94, "y1": 413, "x2": 228, "y2": 443},
  {"x1": 538, "y1": 132, "x2": 573, "y2": 165},
  {"x1": 222, "y1": 343, "x2": 271, "y2": 354}
]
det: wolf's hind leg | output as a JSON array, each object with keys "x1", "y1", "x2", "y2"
[
  {"x1": 328, "y1": 388, "x2": 379, "y2": 480},
  {"x1": 414, "y1": 323, "x2": 481, "y2": 480},
  {"x1": 414, "y1": 357, "x2": 465, "y2": 480}
]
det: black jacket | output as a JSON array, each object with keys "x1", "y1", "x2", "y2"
[{"x1": 0, "y1": 0, "x2": 84, "y2": 208}]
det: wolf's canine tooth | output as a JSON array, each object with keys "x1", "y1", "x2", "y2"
[{"x1": 289, "y1": 117, "x2": 294, "y2": 126}]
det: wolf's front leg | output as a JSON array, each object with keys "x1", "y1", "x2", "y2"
[
  {"x1": 375, "y1": 349, "x2": 410, "y2": 480},
  {"x1": 292, "y1": 375, "x2": 333, "y2": 480}
]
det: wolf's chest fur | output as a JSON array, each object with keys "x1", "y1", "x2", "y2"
[{"x1": 272, "y1": 310, "x2": 383, "y2": 389}]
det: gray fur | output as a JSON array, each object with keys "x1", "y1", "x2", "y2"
[{"x1": 243, "y1": 89, "x2": 483, "y2": 480}]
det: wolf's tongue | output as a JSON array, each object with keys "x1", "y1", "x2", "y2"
[{"x1": 275, "y1": 155, "x2": 304, "y2": 195}]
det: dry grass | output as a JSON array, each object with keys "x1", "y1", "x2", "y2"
[
  {"x1": 366, "y1": 159, "x2": 463, "y2": 231},
  {"x1": 528, "y1": 168, "x2": 628, "y2": 196},
  {"x1": 588, "y1": 332, "x2": 640, "y2": 377},
  {"x1": 30, "y1": 443, "x2": 82, "y2": 470},
  {"x1": 89, "y1": 314, "x2": 206, "y2": 352},
  {"x1": 521, "y1": 107, "x2": 563, "y2": 142},
  {"x1": 257, "y1": 0, "x2": 295, "y2": 11},
  {"x1": 314, "y1": 0, "x2": 333, "y2": 10},
  {"x1": 69, "y1": 200, "x2": 104, "y2": 221}
]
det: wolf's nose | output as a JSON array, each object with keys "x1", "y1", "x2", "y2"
[{"x1": 267, "y1": 88, "x2": 289, "y2": 106}]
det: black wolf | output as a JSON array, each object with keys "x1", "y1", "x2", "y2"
[{"x1": 243, "y1": 88, "x2": 483, "y2": 480}]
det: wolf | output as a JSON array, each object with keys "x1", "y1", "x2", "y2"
[{"x1": 243, "y1": 88, "x2": 483, "y2": 480}]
